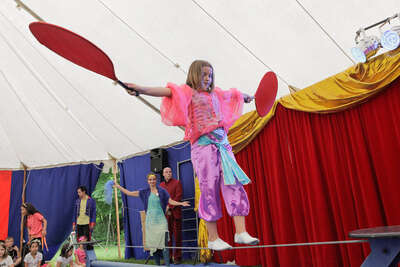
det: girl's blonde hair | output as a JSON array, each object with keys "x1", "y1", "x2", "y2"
[{"x1": 186, "y1": 60, "x2": 215, "y2": 91}]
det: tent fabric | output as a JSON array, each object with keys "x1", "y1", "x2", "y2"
[
  {"x1": 119, "y1": 142, "x2": 195, "y2": 260},
  {"x1": 229, "y1": 48, "x2": 400, "y2": 153},
  {"x1": 216, "y1": 78, "x2": 400, "y2": 266},
  {"x1": 0, "y1": 0, "x2": 399, "y2": 169},
  {"x1": 6, "y1": 163, "x2": 103, "y2": 260},
  {"x1": 0, "y1": 171, "x2": 12, "y2": 239}
]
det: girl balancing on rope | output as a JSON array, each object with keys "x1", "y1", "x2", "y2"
[
  {"x1": 123, "y1": 60, "x2": 259, "y2": 251},
  {"x1": 114, "y1": 173, "x2": 189, "y2": 266}
]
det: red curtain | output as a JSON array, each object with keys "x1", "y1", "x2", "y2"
[{"x1": 217, "y1": 78, "x2": 400, "y2": 266}]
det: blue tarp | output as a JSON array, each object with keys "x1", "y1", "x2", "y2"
[{"x1": 8, "y1": 163, "x2": 103, "y2": 260}]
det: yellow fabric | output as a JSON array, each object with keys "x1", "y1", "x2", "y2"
[
  {"x1": 229, "y1": 48, "x2": 400, "y2": 153},
  {"x1": 77, "y1": 197, "x2": 90, "y2": 225},
  {"x1": 140, "y1": 211, "x2": 149, "y2": 251},
  {"x1": 194, "y1": 175, "x2": 212, "y2": 262}
]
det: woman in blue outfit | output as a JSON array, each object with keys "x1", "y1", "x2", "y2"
[{"x1": 115, "y1": 173, "x2": 189, "y2": 266}]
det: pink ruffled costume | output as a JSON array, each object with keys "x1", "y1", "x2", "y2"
[{"x1": 161, "y1": 83, "x2": 251, "y2": 222}]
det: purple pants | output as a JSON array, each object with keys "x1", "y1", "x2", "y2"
[{"x1": 191, "y1": 133, "x2": 250, "y2": 222}]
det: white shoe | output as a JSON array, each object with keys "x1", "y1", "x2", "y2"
[
  {"x1": 208, "y1": 238, "x2": 232, "y2": 251},
  {"x1": 234, "y1": 232, "x2": 259, "y2": 245}
]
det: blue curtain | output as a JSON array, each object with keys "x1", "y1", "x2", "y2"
[
  {"x1": 8, "y1": 163, "x2": 103, "y2": 260},
  {"x1": 7, "y1": 171, "x2": 24, "y2": 247},
  {"x1": 119, "y1": 142, "x2": 196, "y2": 260}
]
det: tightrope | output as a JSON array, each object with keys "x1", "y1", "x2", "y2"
[{"x1": 124, "y1": 239, "x2": 367, "y2": 250}]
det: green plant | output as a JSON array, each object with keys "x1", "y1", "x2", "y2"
[{"x1": 91, "y1": 169, "x2": 124, "y2": 244}]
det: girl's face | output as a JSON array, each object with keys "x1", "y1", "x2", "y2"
[
  {"x1": 147, "y1": 175, "x2": 157, "y2": 187},
  {"x1": 200, "y1": 66, "x2": 213, "y2": 91},
  {"x1": 21, "y1": 206, "x2": 27, "y2": 216},
  {"x1": 67, "y1": 249, "x2": 73, "y2": 257},
  {"x1": 5, "y1": 239, "x2": 13, "y2": 248},
  {"x1": 30, "y1": 243, "x2": 39, "y2": 254},
  {"x1": 0, "y1": 247, "x2": 5, "y2": 257}
]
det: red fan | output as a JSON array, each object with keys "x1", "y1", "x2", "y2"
[
  {"x1": 29, "y1": 21, "x2": 139, "y2": 96},
  {"x1": 255, "y1": 71, "x2": 278, "y2": 117}
]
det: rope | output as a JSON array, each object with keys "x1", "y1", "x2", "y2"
[{"x1": 123, "y1": 239, "x2": 367, "y2": 250}]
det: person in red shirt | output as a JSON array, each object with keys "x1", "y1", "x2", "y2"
[{"x1": 160, "y1": 167, "x2": 183, "y2": 264}]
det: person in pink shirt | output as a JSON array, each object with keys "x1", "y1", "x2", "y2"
[
  {"x1": 124, "y1": 60, "x2": 259, "y2": 251},
  {"x1": 21, "y1": 203, "x2": 47, "y2": 264},
  {"x1": 21, "y1": 203, "x2": 47, "y2": 242},
  {"x1": 74, "y1": 236, "x2": 86, "y2": 267}
]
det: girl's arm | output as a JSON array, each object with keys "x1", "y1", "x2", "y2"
[
  {"x1": 168, "y1": 198, "x2": 190, "y2": 207},
  {"x1": 55, "y1": 261, "x2": 61, "y2": 267},
  {"x1": 37, "y1": 260, "x2": 41, "y2": 267},
  {"x1": 242, "y1": 93, "x2": 254, "y2": 103},
  {"x1": 24, "y1": 262, "x2": 28, "y2": 267},
  {"x1": 114, "y1": 184, "x2": 139, "y2": 197},
  {"x1": 14, "y1": 257, "x2": 21, "y2": 266},
  {"x1": 74, "y1": 251, "x2": 83, "y2": 265},
  {"x1": 42, "y1": 217, "x2": 47, "y2": 237},
  {"x1": 74, "y1": 255, "x2": 81, "y2": 265},
  {"x1": 69, "y1": 259, "x2": 74, "y2": 267},
  {"x1": 124, "y1": 83, "x2": 171, "y2": 97}
]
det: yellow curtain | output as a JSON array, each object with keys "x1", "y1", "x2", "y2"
[
  {"x1": 194, "y1": 175, "x2": 213, "y2": 262},
  {"x1": 229, "y1": 48, "x2": 400, "y2": 153}
]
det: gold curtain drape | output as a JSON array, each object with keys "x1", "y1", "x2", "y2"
[
  {"x1": 194, "y1": 175, "x2": 213, "y2": 262},
  {"x1": 229, "y1": 48, "x2": 400, "y2": 153}
]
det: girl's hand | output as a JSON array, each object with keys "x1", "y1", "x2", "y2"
[
  {"x1": 124, "y1": 83, "x2": 141, "y2": 96},
  {"x1": 181, "y1": 201, "x2": 190, "y2": 207},
  {"x1": 42, "y1": 229, "x2": 47, "y2": 237},
  {"x1": 243, "y1": 93, "x2": 254, "y2": 103}
]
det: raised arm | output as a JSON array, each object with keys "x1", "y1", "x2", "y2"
[
  {"x1": 114, "y1": 184, "x2": 139, "y2": 197},
  {"x1": 124, "y1": 83, "x2": 172, "y2": 97},
  {"x1": 242, "y1": 92, "x2": 254, "y2": 103},
  {"x1": 42, "y1": 217, "x2": 47, "y2": 237}
]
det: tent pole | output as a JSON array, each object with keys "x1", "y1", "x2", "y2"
[
  {"x1": 18, "y1": 163, "x2": 27, "y2": 257},
  {"x1": 112, "y1": 159, "x2": 122, "y2": 258}
]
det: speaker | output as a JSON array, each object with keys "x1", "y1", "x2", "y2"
[{"x1": 150, "y1": 148, "x2": 168, "y2": 173}]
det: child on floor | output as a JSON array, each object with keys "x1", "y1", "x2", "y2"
[
  {"x1": 24, "y1": 241, "x2": 42, "y2": 267},
  {"x1": 0, "y1": 243, "x2": 14, "y2": 267},
  {"x1": 74, "y1": 237, "x2": 86, "y2": 267},
  {"x1": 5, "y1": 237, "x2": 21, "y2": 267},
  {"x1": 56, "y1": 244, "x2": 73, "y2": 267}
]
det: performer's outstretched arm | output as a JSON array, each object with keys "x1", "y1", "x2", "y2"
[
  {"x1": 114, "y1": 183, "x2": 139, "y2": 197},
  {"x1": 123, "y1": 83, "x2": 171, "y2": 97},
  {"x1": 168, "y1": 198, "x2": 190, "y2": 207}
]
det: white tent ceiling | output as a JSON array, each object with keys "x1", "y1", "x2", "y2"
[{"x1": 0, "y1": 0, "x2": 398, "y2": 169}]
